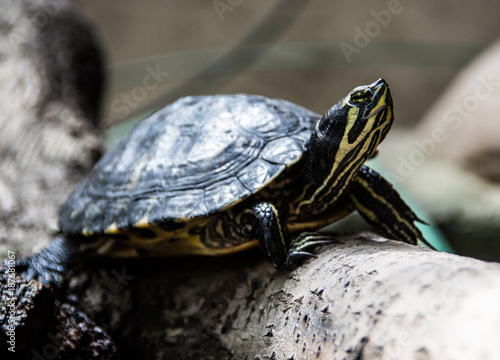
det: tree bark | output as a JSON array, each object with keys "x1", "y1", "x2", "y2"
[
  {"x1": 2, "y1": 1, "x2": 500, "y2": 360},
  {"x1": 68, "y1": 234, "x2": 500, "y2": 360}
]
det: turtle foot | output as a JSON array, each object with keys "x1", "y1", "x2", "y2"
[{"x1": 284, "y1": 232, "x2": 336, "y2": 270}]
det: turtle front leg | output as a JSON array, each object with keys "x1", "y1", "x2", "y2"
[
  {"x1": 348, "y1": 165, "x2": 435, "y2": 249},
  {"x1": 239, "y1": 202, "x2": 333, "y2": 270}
]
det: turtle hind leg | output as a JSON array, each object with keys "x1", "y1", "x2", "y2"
[
  {"x1": 349, "y1": 166, "x2": 435, "y2": 250},
  {"x1": 239, "y1": 202, "x2": 335, "y2": 270},
  {"x1": 11, "y1": 235, "x2": 85, "y2": 287}
]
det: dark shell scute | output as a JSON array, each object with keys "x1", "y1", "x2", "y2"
[
  {"x1": 59, "y1": 94, "x2": 319, "y2": 235},
  {"x1": 237, "y1": 159, "x2": 285, "y2": 193},
  {"x1": 260, "y1": 136, "x2": 307, "y2": 165},
  {"x1": 163, "y1": 189, "x2": 208, "y2": 220},
  {"x1": 127, "y1": 196, "x2": 163, "y2": 226},
  {"x1": 204, "y1": 178, "x2": 251, "y2": 214}
]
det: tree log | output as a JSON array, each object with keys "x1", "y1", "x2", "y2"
[{"x1": 66, "y1": 234, "x2": 500, "y2": 360}]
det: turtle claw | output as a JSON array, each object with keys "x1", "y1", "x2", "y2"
[
  {"x1": 285, "y1": 233, "x2": 336, "y2": 269},
  {"x1": 285, "y1": 251, "x2": 317, "y2": 270}
]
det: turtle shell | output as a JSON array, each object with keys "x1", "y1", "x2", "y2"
[{"x1": 59, "y1": 94, "x2": 319, "y2": 235}]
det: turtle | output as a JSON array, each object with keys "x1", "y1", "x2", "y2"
[{"x1": 17, "y1": 78, "x2": 432, "y2": 284}]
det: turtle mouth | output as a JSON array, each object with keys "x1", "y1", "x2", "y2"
[{"x1": 360, "y1": 104, "x2": 389, "y2": 122}]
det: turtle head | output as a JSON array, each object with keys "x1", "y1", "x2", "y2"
[
  {"x1": 314, "y1": 78, "x2": 393, "y2": 164},
  {"x1": 297, "y1": 79, "x2": 393, "y2": 212},
  {"x1": 307, "y1": 79, "x2": 393, "y2": 178}
]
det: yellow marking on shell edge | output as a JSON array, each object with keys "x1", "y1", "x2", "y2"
[
  {"x1": 215, "y1": 220, "x2": 225, "y2": 237},
  {"x1": 82, "y1": 228, "x2": 94, "y2": 237},
  {"x1": 105, "y1": 222, "x2": 120, "y2": 235},
  {"x1": 99, "y1": 232, "x2": 259, "y2": 258},
  {"x1": 134, "y1": 216, "x2": 150, "y2": 228},
  {"x1": 118, "y1": 218, "x2": 206, "y2": 247}
]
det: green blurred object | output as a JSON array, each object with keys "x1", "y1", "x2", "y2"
[{"x1": 105, "y1": 112, "x2": 146, "y2": 149}]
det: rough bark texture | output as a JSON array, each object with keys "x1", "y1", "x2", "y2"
[
  {"x1": 0, "y1": 272, "x2": 119, "y2": 359},
  {"x1": 62, "y1": 235, "x2": 500, "y2": 360},
  {"x1": 2, "y1": 1, "x2": 500, "y2": 359}
]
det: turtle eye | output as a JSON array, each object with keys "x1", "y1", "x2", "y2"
[{"x1": 350, "y1": 89, "x2": 372, "y2": 105}]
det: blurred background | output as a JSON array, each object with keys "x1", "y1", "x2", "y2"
[
  {"x1": 71, "y1": 0, "x2": 500, "y2": 260},
  {"x1": 71, "y1": 0, "x2": 498, "y2": 129}
]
